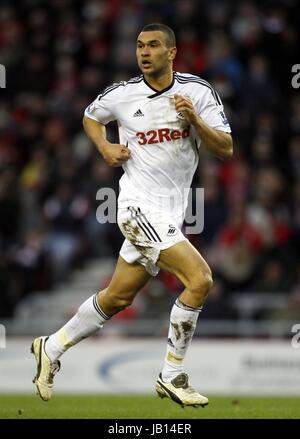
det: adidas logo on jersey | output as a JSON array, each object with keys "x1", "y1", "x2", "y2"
[
  {"x1": 167, "y1": 225, "x2": 177, "y2": 236},
  {"x1": 133, "y1": 109, "x2": 144, "y2": 117}
]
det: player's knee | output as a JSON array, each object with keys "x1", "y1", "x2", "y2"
[
  {"x1": 188, "y1": 270, "x2": 213, "y2": 298},
  {"x1": 203, "y1": 272, "x2": 213, "y2": 294}
]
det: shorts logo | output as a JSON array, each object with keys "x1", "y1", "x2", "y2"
[{"x1": 167, "y1": 225, "x2": 178, "y2": 236}]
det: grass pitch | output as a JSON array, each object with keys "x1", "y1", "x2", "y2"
[{"x1": 0, "y1": 394, "x2": 300, "y2": 419}]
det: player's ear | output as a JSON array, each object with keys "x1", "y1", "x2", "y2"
[{"x1": 168, "y1": 47, "x2": 177, "y2": 61}]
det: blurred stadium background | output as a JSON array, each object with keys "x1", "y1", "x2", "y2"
[{"x1": 1, "y1": 0, "x2": 300, "y2": 401}]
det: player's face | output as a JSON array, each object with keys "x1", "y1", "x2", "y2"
[{"x1": 136, "y1": 31, "x2": 176, "y2": 77}]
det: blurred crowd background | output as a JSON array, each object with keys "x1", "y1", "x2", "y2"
[{"x1": 0, "y1": 0, "x2": 300, "y2": 325}]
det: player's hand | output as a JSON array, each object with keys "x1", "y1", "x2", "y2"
[
  {"x1": 101, "y1": 143, "x2": 131, "y2": 167},
  {"x1": 174, "y1": 94, "x2": 198, "y2": 125}
]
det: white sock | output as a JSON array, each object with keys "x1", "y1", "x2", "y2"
[
  {"x1": 161, "y1": 298, "x2": 202, "y2": 382},
  {"x1": 45, "y1": 294, "x2": 109, "y2": 362}
]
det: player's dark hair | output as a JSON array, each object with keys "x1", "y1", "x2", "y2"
[{"x1": 141, "y1": 23, "x2": 176, "y2": 48}]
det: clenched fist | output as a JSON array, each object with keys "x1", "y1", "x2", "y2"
[{"x1": 101, "y1": 143, "x2": 131, "y2": 167}]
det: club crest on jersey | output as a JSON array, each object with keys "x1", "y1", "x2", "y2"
[{"x1": 176, "y1": 111, "x2": 185, "y2": 120}]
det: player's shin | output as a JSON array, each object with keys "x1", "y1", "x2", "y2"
[
  {"x1": 44, "y1": 293, "x2": 109, "y2": 362},
  {"x1": 161, "y1": 298, "x2": 202, "y2": 382}
]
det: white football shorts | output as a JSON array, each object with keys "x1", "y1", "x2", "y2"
[{"x1": 118, "y1": 206, "x2": 187, "y2": 276}]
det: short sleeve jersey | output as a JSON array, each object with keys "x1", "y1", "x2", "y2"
[{"x1": 85, "y1": 72, "x2": 231, "y2": 224}]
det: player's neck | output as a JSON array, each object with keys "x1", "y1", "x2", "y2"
[{"x1": 144, "y1": 69, "x2": 173, "y2": 92}]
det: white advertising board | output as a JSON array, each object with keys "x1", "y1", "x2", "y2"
[{"x1": 0, "y1": 338, "x2": 300, "y2": 395}]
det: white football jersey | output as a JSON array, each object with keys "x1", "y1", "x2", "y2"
[{"x1": 85, "y1": 72, "x2": 231, "y2": 225}]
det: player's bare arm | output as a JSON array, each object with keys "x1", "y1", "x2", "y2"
[
  {"x1": 174, "y1": 94, "x2": 233, "y2": 160},
  {"x1": 82, "y1": 115, "x2": 131, "y2": 167}
]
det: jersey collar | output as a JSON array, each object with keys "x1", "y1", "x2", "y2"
[{"x1": 143, "y1": 73, "x2": 175, "y2": 98}]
